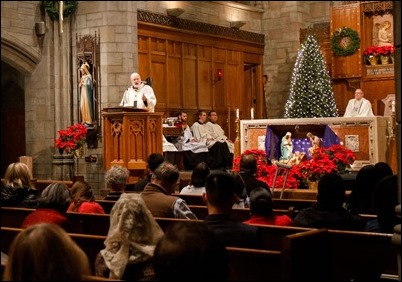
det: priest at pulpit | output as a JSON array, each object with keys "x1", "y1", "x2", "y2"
[{"x1": 120, "y1": 72, "x2": 157, "y2": 112}]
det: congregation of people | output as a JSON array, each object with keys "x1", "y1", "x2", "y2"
[
  {"x1": 0, "y1": 71, "x2": 396, "y2": 280},
  {"x1": 1, "y1": 153, "x2": 398, "y2": 280}
]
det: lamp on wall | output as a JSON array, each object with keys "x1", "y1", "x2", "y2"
[
  {"x1": 217, "y1": 69, "x2": 223, "y2": 81},
  {"x1": 229, "y1": 21, "x2": 246, "y2": 29},
  {"x1": 167, "y1": 8, "x2": 185, "y2": 17}
]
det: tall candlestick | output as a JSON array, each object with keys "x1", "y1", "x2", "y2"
[
  {"x1": 251, "y1": 108, "x2": 254, "y2": 119},
  {"x1": 236, "y1": 108, "x2": 239, "y2": 119},
  {"x1": 391, "y1": 100, "x2": 395, "y2": 113}
]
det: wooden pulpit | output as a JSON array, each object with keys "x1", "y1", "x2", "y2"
[{"x1": 102, "y1": 107, "x2": 163, "y2": 182}]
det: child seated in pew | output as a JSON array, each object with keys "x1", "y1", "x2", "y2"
[
  {"x1": 68, "y1": 180, "x2": 105, "y2": 214},
  {"x1": 243, "y1": 187, "x2": 292, "y2": 226},
  {"x1": 154, "y1": 221, "x2": 228, "y2": 281},
  {"x1": 95, "y1": 193, "x2": 163, "y2": 280},
  {"x1": 3, "y1": 223, "x2": 91, "y2": 281}
]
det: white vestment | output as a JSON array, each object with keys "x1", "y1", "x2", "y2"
[
  {"x1": 172, "y1": 125, "x2": 208, "y2": 153},
  {"x1": 119, "y1": 83, "x2": 157, "y2": 112},
  {"x1": 344, "y1": 97, "x2": 374, "y2": 117},
  {"x1": 205, "y1": 121, "x2": 234, "y2": 154}
]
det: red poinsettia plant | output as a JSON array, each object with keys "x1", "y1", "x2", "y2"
[
  {"x1": 363, "y1": 46, "x2": 380, "y2": 56},
  {"x1": 363, "y1": 45, "x2": 394, "y2": 56},
  {"x1": 55, "y1": 123, "x2": 87, "y2": 154},
  {"x1": 296, "y1": 144, "x2": 356, "y2": 182},
  {"x1": 377, "y1": 45, "x2": 394, "y2": 56}
]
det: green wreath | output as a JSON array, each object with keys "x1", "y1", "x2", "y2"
[
  {"x1": 331, "y1": 27, "x2": 360, "y2": 56},
  {"x1": 42, "y1": 1, "x2": 78, "y2": 21}
]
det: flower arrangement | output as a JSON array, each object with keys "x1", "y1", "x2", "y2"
[
  {"x1": 363, "y1": 46, "x2": 380, "y2": 57},
  {"x1": 296, "y1": 144, "x2": 356, "y2": 182},
  {"x1": 363, "y1": 45, "x2": 394, "y2": 56},
  {"x1": 55, "y1": 123, "x2": 87, "y2": 154},
  {"x1": 377, "y1": 45, "x2": 394, "y2": 56}
]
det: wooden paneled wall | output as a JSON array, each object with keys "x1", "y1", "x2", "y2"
[
  {"x1": 301, "y1": 1, "x2": 395, "y2": 117},
  {"x1": 138, "y1": 21, "x2": 264, "y2": 140}
]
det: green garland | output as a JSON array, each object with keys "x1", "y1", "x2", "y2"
[
  {"x1": 42, "y1": 1, "x2": 78, "y2": 21},
  {"x1": 331, "y1": 27, "x2": 360, "y2": 56}
]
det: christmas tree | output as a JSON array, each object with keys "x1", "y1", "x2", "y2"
[{"x1": 284, "y1": 34, "x2": 338, "y2": 118}]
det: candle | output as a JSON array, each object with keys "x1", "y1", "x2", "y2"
[
  {"x1": 251, "y1": 108, "x2": 254, "y2": 119},
  {"x1": 236, "y1": 108, "x2": 239, "y2": 119},
  {"x1": 391, "y1": 100, "x2": 395, "y2": 113}
]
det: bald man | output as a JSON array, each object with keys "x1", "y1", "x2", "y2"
[
  {"x1": 120, "y1": 72, "x2": 156, "y2": 112},
  {"x1": 344, "y1": 89, "x2": 374, "y2": 117}
]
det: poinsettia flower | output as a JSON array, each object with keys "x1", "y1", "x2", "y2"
[{"x1": 55, "y1": 123, "x2": 88, "y2": 153}]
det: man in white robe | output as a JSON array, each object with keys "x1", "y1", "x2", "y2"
[
  {"x1": 191, "y1": 111, "x2": 233, "y2": 169},
  {"x1": 172, "y1": 111, "x2": 208, "y2": 170},
  {"x1": 120, "y1": 72, "x2": 156, "y2": 112},
  {"x1": 344, "y1": 89, "x2": 374, "y2": 117},
  {"x1": 206, "y1": 110, "x2": 234, "y2": 154}
]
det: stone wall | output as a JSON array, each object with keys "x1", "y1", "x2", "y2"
[{"x1": 1, "y1": 1, "x2": 331, "y2": 194}]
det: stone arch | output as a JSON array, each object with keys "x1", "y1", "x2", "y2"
[{"x1": 1, "y1": 30, "x2": 41, "y2": 75}]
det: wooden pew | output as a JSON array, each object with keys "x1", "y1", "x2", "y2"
[
  {"x1": 188, "y1": 204, "x2": 294, "y2": 221},
  {"x1": 97, "y1": 200, "x2": 116, "y2": 214},
  {"x1": 326, "y1": 229, "x2": 398, "y2": 281}
]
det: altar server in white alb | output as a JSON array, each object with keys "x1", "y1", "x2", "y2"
[
  {"x1": 343, "y1": 89, "x2": 374, "y2": 117},
  {"x1": 120, "y1": 72, "x2": 157, "y2": 112},
  {"x1": 206, "y1": 110, "x2": 234, "y2": 154}
]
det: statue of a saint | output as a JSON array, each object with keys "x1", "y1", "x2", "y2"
[
  {"x1": 79, "y1": 62, "x2": 94, "y2": 125},
  {"x1": 280, "y1": 132, "x2": 293, "y2": 161}
]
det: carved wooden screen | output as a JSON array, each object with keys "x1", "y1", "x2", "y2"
[
  {"x1": 330, "y1": 3, "x2": 362, "y2": 79},
  {"x1": 76, "y1": 33, "x2": 100, "y2": 148}
]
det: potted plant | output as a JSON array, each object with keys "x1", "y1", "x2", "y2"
[
  {"x1": 296, "y1": 144, "x2": 356, "y2": 189},
  {"x1": 363, "y1": 46, "x2": 380, "y2": 65},
  {"x1": 377, "y1": 45, "x2": 395, "y2": 64},
  {"x1": 55, "y1": 123, "x2": 88, "y2": 156}
]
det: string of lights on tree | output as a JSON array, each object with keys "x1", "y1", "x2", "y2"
[{"x1": 284, "y1": 34, "x2": 338, "y2": 118}]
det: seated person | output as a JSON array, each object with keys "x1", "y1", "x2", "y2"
[
  {"x1": 180, "y1": 162, "x2": 210, "y2": 195},
  {"x1": 238, "y1": 154, "x2": 271, "y2": 197},
  {"x1": 294, "y1": 173, "x2": 366, "y2": 231},
  {"x1": 191, "y1": 110, "x2": 233, "y2": 170},
  {"x1": 21, "y1": 183, "x2": 72, "y2": 231},
  {"x1": 133, "y1": 153, "x2": 164, "y2": 192},
  {"x1": 3, "y1": 223, "x2": 91, "y2": 281},
  {"x1": 95, "y1": 193, "x2": 163, "y2": 280},
  {"x1": 154, "y1": 221, "x2": 228, "y2": 281},
  {"x1": 243, "y1": 187, "x2": 293, "y2": 226},
  {"x1": 206, "y1": 110, "x2": 234, "y2": 154},
  {"x1": 141, "y1": 162, "x2": 198, "y2": 219},
  {"x1": 172, "y1": 110, "x2": 208, "y2": 170},
  {"x1": 365, "y1": 175, "x2": 398, "y2": 233},
  {"x1": 203, "y1": 171, "x2": 261, "y2": 248},
  {"x1": 343, "y1": 89, "x2": 374, "y2": 117},
  {"x1": 1, "y1": 162, "x2": 39, "y2": 208},
  {"x1": 103, "y1": 165, "x2": 130, "y2": 200},
  {"x1": 67, "y1": 180, "x2": 105, "y2": 214}
]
